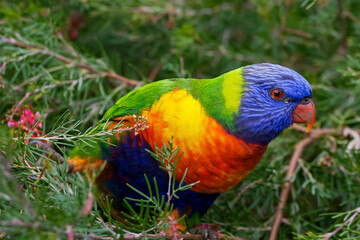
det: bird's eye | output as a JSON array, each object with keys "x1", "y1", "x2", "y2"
[
  {"x1": 269, "y1": 88, "x2": 285, "y2": 101},
  {"x1": 272, "y1": 90, "x2": 282, "y2": 99}
]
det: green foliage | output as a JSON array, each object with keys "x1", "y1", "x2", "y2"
[
  {"x1": 97, "y1": 141, "x2": 198, "y2": 236},
  {"x1": 1, "y1": 0, "x2": 360, "y2": 239},
  {"x1": 0, "y1": 133, "x2": 104, "y2": 239}
]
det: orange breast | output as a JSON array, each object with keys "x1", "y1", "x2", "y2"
[{"x1": 140, "y1": 88, "x2": 267, "y2": 194}]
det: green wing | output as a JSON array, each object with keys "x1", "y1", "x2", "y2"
[
  {"x1": 68, "y1": 68, "x2": 244, "y2": 165},
  {"x1": 102, "y1": 79, "x2": 179, "y2": 120},
  {"x1": 69, "y1": 79, "x2": 179, "y2": 162}
]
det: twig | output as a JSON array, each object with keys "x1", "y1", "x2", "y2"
[
  {"x1": 108, "y1": 217, "x2": 165, "y2": 239},
  {"x1": 0, "y1": 62, "x2": 6, "y2": 74},
  {"x1": 0, "y1": 155, "x2": 36, "y2": 217},
  {"x1": 13, "y1": 125, "x2": 132, "y2": 142},
  {"x1": 344, "y1": 11, "x2": 360, "y2": 26},
  {"x1": 269, "y1": 136, "x2": 316, "y2": 240},
  {"x1": 9, "y1": 79, "x2": 83, "y2": 120},
  {"x1": 283, "y1": 28, "x2": 312, "y2": 39},
  {"x1": 14, "y1": 65, "x2": 69, "y2": 90},
  {"x1": 230, "y1": 180, "x2": 263, "y2": 207},
  {"x1": 122, "y1": 233, "x2": 203, "y2": 239},
  {"x1": 96, "y1": 217, "x2": 118, "y2": 237},
  {"x1": 28, "y1": 140, "x2": 65, "y2": 164},
  {"x1": 81, "y1": 182, "x2": 94, "y2": 217},
  {"x1": 56, "y1": 32, "x2": 78, "y2": 58},
  {"x1": 291, "y1": 123, "x2": 337, "y2": 135},
  {"x1": 268, "y1": 123, "x2": 360, "y2": 239},
  {"x1": 148, "y1": 63, "x2": 163, "y2": 81},
  {"x1": 0, "y1": 219, "x2": 206, "y2": 239},
  {"x1": 123, "y1": 232, "x2": 245, "y2": 240},
  {"x1": 298, "y1": 159, "x2": 314, "y2": 181},
  {"x1": 131, "y1": 3, "x2": 236, "y2": 18},
  {"x1": 323, "y1": 207, "x2": 360, "y2": 239},
  {"x1": 0, "y1": 34, "x2": 141, "y2": 87},
  {"x1": 66, "y1": 225, "x2": 74, "y2": 240},
  {"x1": 237, "y1": 179, "x2": 262, "y2": 198},
  {"x1": 0, "y1": 220, "x2": 111, "y2": 240},
  {"x1": 234, "y1": 225, "x2": 272, "y2": 231},
  {"x1": 269, "y1": 125, "x2": 341, "y2": 240},
  {"x1": 335, "y1": 0, "x2": 348, "y2": 58},
  {"x1": 9, "y1": 92, "x2": 32, "y2": 121}
]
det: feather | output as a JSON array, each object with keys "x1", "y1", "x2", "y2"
[{"x1": 68, "y1": 63, "x2": 315, "y2": 230}]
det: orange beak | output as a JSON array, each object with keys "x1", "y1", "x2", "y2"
[{"x1": 292, "y1": 99, "x2": 316, "y2": 132}]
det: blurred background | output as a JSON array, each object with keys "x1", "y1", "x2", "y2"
[{"x1": 1, "y1": 0, "x2": 360, "y2": 239}]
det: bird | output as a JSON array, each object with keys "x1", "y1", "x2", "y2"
[{"x1": 68, "y1": 63, "x2": 316, "y2": 233}]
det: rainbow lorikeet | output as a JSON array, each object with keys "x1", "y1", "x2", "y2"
[{"x1": 69, "y1": 63, "x2": 315, "y2": 231}]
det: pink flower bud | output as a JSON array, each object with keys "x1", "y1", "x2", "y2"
[{"x1": 7, "y1": 120, "x2": 19, "y2": 128}]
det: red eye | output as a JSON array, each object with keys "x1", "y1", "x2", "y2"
[{"x1": 271, "y1": 89, "x2": 283, "y2": 99}]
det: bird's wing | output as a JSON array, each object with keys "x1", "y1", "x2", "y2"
[{"x1": 68, "y1": 79, "x2": 179, "y2": 172}]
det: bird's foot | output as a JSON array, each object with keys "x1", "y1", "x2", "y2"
[{"x1": 190, "y1": 224, "x2": 221, "y2": 240}]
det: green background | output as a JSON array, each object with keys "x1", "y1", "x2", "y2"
[{"x1": 1, "y1": 0, "x2": 360, "y2": 239}]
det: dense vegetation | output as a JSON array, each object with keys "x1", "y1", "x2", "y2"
[{"x1": 1, "y1": 0, "x2": 360, "y2": 239}]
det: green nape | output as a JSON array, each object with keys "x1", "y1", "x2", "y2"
[{"x1": 192, "y1": 68, "x2": 245, "y2": 133}]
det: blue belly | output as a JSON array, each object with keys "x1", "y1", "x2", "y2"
[{"x1": 97, "y1": 133, "x2": 218, "y2": 217}]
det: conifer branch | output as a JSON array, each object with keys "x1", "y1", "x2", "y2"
[
  {"x1": 0, "y1": 34, "x2": 142, "y2": 87},
  {"x1": 2, "y1": 2, "x2": 360, "y2": 239},
  {"x1": 322, "y1": 207, "x2": 360, "y2": 240},
  {"x1": 270, "y1": 125, "x2": 360, "y2": 240},
  {"x1": 269, "y1": 135, "x2": 316, "y2": 240}
]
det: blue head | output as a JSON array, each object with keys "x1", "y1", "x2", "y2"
[{"x1": 235, "y1": 63, "x2": 315, "y2": 145}]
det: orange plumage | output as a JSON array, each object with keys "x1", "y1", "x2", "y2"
[{"x1": 69, "y1": 64, "x2": 316, "y2": 234}]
